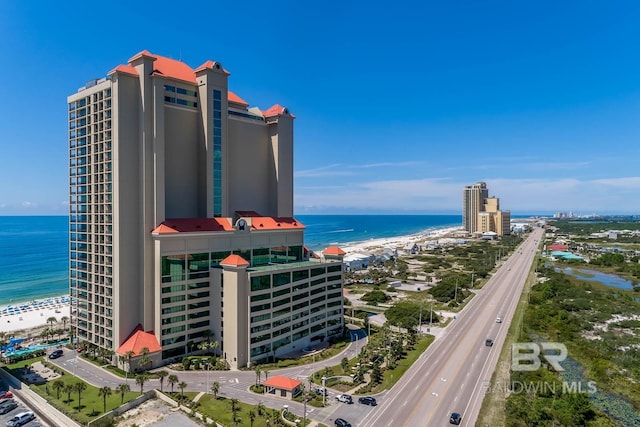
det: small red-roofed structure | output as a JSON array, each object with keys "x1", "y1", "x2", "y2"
[
  {"x1": 263, "y1": 376, "x2": 302, "y2": 399},
  {"x1": 549, "y1": 243, "x2": 569, "y2": 252},
  {"x1": 116, "y1": 324, "x2": 162, "y2": 371},
  {"x1": 323, "y1": 246, "x2": 346, "y2": 256},
  {"x1": 220, "y1": 254, "x2": 250, "y2": 267}
]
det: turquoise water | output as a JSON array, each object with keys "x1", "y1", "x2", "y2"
[
  {"x1": 558, "y1": 267, "x2": 636, "y2": 290},
  {"x1": 0, "y1": 214, "x2": 535, "y2": 307},
  {"x1": 4, "y1": 340, "x2": 69, "y2": 356}
]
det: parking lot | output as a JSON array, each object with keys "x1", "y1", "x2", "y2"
[{"x1": 0, "y1": 382, "x2": 47, "y2": 427}]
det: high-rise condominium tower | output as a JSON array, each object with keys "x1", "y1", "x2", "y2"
[
  {"x1": 68, "y1": 50, "x2": 343, "y2": 369},
  {"x1": 462, "y1": 182, "x2": 510, "y2": 236}
]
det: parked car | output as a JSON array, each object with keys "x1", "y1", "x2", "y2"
[
  {"x1": 0, "y1": 398, "x2": 12, "y2": 407},
  {"x1": 496, "y1": 317, "x2": 502, "y2": 323},
  {"x1": 6, "y1": 411, "x2": 35, "y2": 427},
  {"x1": 449, "y1": 412, "x2": 462, "y2": 425},
  {"x1": 0, "y1": 391, "x2": 12, "y2": 400},
  {"x1": 334, "y1": 418, "x2": 352, "y2": 427},
  {"x1": 48, "y1": 349, "x2": 63, "y2": 359},
  {"x1": 336, "y1": 394, "x2": 353, "y2": 404},
  {"x1": 485, "y1": 338, "x2": 494, "y2": 347},
  {"x1": 0, "y1": 401, "x2": 17, "y2": 415},
  {"x1": 312, "y1": 387, "x2": 328, "y2": 397},
  {"x1": 358, "y1": 396, "x2": 377, "y2": 406}
]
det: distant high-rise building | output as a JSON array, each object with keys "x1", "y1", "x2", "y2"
[
  {"x1": 462, "y1": 182, "x2": 510, "y2": 236},
  {"x1": 68, "y1": 50, "x2": 344, "y2": 370}
]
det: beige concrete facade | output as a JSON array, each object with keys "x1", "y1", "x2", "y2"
[
  {"x1": 68, "y1": 51, "x2": 342, "y2": 368},
  {"x1": 463, "y1": 182, "x2": 511, "y2": 236}
]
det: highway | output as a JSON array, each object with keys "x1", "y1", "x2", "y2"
[{"x1": 361, "y1": 228, "x2": 543, "y2": 427}]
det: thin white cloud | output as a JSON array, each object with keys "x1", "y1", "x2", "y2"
[
  {"x1": 295, "y1": 176, "x2": 640, "y2": 213},
  {"x1": 296, "y1": 161, "x2": 427, "y2": 178}
]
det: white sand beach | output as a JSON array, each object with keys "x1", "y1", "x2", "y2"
[
  {"x1": 0, "y1": 296, "x2": 71, "y2": 334},
  {"x1": 339, "y1": 226, "x2": 462, "y2": 254}
]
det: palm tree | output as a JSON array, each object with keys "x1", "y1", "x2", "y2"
[
  {"x1": 210, "y1": 381, "x2": 220, "y2": 399},
  {"x1": 116, "y1": 383, "x2": 130, "y2": 404},
  {"x1": 46, "y1": 316, "x2": 57, "y2": 327},
  {"x1": 136, "y1": 373, "x2": 150, "y2": 394},
  {"x1": 98, "y1": 386, "x2": 112, "y2": 413},
  {"x1": 254, "y1": 365, "x2": 262, "y2": 386},
  {"x1": 248, "y1": 409, "x2": 256, "y2": 427},
  {"x1": 139, "y1": 355, "x2": 151, "y2": 371},
  {"x1": 264, "y1": 369, "x2": 270, "y2": 382},
  {"x1": 230, "y1": 398, "x2": 240, "y2": 424},
  {"x1": 60, "y1": 316, "x2": 69, "y2": 331},
  {"x1": 178, "y1": 381, "x2": 187, "y2": 399},
  {"x1": 124, "y1": 350, "x2": 135, "y2": 376},
  {"x1": 52, "y1": 379, "x2": 64, "y2": 399},
  {"x1": 139, "y1": 346, "x2": 151, "y2": 371},
  {"x1": 157, "y1": 370, "x2": 169, "y2": 392},
  {"x1": 168, "y1": 374, "x2": 179, "y2": 394},
  {"x1": 64, "y1": 384, "x2": 74, "y2": 402},
  {"x1": 257, "y1": 402, "x2": 265, "y2": 417},
  {"x1": 74, "y1": 382, "x2": 87, "y2": 409}
]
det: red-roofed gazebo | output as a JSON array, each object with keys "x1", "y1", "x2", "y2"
[{"x1": 263, "y1": 376, "x2": 302, "y2": 399}]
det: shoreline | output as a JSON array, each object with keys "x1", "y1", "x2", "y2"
[
  {"x1": 338, "y1": 225, "x2": 463, "y2": 253},
  {"x1": 0, "y1": 294, "x2": 71, "y2": 335}
]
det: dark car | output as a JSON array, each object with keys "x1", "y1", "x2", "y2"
[
  {"x1": 0, "y1": 401, "x2": 18, "y2": 415},
  {"x1": 485, "y1": 338, "x2": 493, "y2": 347},
  {"x1": 450, "y1": 412, "x2": 462, "y2": 425},
  {"x1": 49, "y1": 349, "x2": 64, "y2": 359},
  {"x1": 335, "y1": 418, "x2": 352, "y2": 427},
  {"x1": 358, "y1": 396, "x2": 377, "y2": 406}
]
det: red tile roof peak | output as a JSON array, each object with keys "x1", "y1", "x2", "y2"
[
  {"x1": 220, "y1": 254, "x2": 250, "y2": 267},
  {"x1": 263, "y1": 376, "x2": 302, "y2": 390}
]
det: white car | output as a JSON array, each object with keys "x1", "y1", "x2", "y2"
[
  {"x1": 6, "y1": 411, "x2": 35, "y2": 427},
  {"x1": 496, "y1": 317, "x2": 502, "y2": 323},
  {"x1": 336, "y1": 394, "x2": 353, "y2": 404}
]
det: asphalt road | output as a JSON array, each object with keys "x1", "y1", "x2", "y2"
[
  {"x1": 46, "y1": 230, "x2": 542, "y2": 427},
  {"x1": 360, "y1": 228, "x2": 543, "y2": 427}
]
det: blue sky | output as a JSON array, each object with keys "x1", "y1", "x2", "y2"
[{"x1": 1, "y1": 1, "x2": 639, "y2": 216}]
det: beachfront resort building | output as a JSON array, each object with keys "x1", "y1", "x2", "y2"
[
  {"x1": 462, "y1": 182, "x2": 511, "y2": 236},
  {"x1": 67, "y1": 50, "x2": 344, "y2": 369}
]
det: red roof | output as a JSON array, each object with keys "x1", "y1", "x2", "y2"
[
  {"x1": 228, "y1": 91, "x2": 249, "y2": 106},
  {"x1": 220, "y1": 254, "x2": 250, "y2": 267},
  {"x1": 263, "y1": 376, "x2": 302, "y2": 390},
  {"x1": 152, "y1": 218, "x2": 235, "y2": 234},
  {"x1": 116, "y1": 324, "x2": 161, "y2": 356},
  {"x1": 251, "y1": 217, "x2": 305, "y2": 230},
  {"x1": 119, "y1": 51, "x2": 247, "y2": 106},
  {"x1": 262, "y1": 104, "x2": 294, "y2": 118},
  {"x1": 549, "y1": 244, "x2": 568, "y2": 251},
  {"x1": 324, "y1": 246, "x2": 346, "y2": 256},
  {"x1": 108, "y1": 64, "x2": 138, "y2": 77}
]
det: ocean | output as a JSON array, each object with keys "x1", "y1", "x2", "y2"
[{"x1": 0, "y1": 214, "x2": 463, "y2": 307}]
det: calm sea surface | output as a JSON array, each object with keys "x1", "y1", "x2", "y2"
[{"x1": 0, "y1": 215, "x2": 465, "y2": 306}]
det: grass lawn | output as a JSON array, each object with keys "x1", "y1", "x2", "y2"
[
  {"x1": 253, "y1": 338, "x2": 350, "y2": 370},
  {"x1": 3, "y1": 356, "x2": 139, "y2": 425},
  {"x1": 371, "y1": 335, "x2": 434, "y2": 393},
  {"x1": 188, "y1": 393, "x2": 287, "y2": 427}
]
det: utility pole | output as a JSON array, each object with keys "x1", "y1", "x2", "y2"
[
  {"x1": 429, "y1": 303, "x2": 433, "y2": 332},
  {"x1": 418, "y1": 304, "x2": 423, "y2": 335},
  {"x1": 471, "y1": 271, "x2": 475, "y2": 288},
  {"x1": 454, "y1": 279, "x2": 458, "y2": 303}
]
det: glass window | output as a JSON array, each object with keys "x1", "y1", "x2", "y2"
[
  {"x1": 251, "y1": 275, "x2": 271, "y2": 291},
  {"x1": 188, "y1": 253, "x2": 209, "y2": 279},
  {"x1": 252, "y1": 248, "x2": 270, "y2": 266},
  {"x1": 162, "y1": 255, "x2": 185, "y2": 282},
  {"x1": 273, "y1": 272, "x2": 290, "y2": 287},
  {"x1": 292, "y1": 270, "x2": 309, "y2": 282}
]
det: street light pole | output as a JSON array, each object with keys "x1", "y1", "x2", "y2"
[{"x1": 322, "y1": 375, "x2": 326, "y2": 406}]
